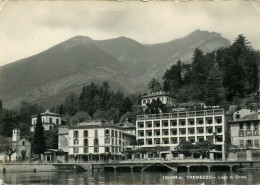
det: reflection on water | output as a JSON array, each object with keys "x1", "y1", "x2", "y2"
[{"x1": 0, "y1": 170, "x2": 259, "y2": 185}]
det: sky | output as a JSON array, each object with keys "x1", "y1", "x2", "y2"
[{"x1": 0, "y1": 1, "x2": 260, "y2": 66}]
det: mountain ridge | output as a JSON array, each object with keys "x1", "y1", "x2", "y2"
[{"x1": 0, "y1": 30, "x2": 231, "y2": 109}]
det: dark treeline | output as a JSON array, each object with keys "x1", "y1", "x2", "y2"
[
  {"x1": 161, "y1": 35, "x2": 260, "y2": 105},
  {"x1": 54, "y1": 81, "x2": 144, "y2": 124}
]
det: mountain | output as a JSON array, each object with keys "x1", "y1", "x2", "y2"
[{"x1": 0, "y1": 30, "x2": 230, "y2": 109}]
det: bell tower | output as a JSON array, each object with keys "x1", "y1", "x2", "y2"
[{"x1": 12, "y1": 128, "x2": 20, "y2": 142}]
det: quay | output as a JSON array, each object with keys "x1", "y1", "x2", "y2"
[{"x1": 1, "y1": 160, "x2": 260, "y2": 173}]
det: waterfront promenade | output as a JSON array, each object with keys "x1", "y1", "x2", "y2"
[{"x1": 2, "y1": 159, "x2": 260, "y2": 173}]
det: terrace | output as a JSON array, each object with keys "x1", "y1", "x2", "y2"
[{"x1": 137, "y1": 109, "x2": 224, "y2": 121}]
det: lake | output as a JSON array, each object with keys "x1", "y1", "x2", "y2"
[{"x1": 0, "y1": 170, "x2": 260, "y2": 185}]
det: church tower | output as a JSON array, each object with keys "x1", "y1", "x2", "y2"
[{"x1": 12, "y1": 128, "x2": 20, "y2": 142}]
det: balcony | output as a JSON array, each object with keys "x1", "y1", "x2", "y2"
[{"x1": 136, "y1": 109, "x2": 224, "y2": 120}]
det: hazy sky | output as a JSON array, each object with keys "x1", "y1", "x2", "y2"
[{"x1": 0, "y1": 1, "x2": 260, "y2": 66}]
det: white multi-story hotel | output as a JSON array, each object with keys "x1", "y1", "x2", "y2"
[
  {"x1": 136, "y1": 109, "x2": 227, "y2": 159},
  {"x1": 67, "y1": 120, "x2": 135, "y2": 162},
  {"x1": 30, "y1": 109, "x2": 62, "y2": 132},
  {"x1": 141, "y1": 91, "x2": 176, "y2": 107}
]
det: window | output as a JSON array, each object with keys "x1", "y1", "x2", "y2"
[
  {"x1": 119, "y1": 131, "x2": 121, "y2": 138},
  {"x1": 239, "y1": 130, "x2": 244, "y2": 136},
  {"x1": 180, "y1": 129, "x2": 186, "y2": 135},
  {"x1": 188, "y1": 119, "x2": 194, "y2": 126},
  {"x1": 143, "y1": 100, "x2": 146, "y2": 104},
  {"x1": 189, "y1": 137, "x2": 195, "y2": 143},
  {"x1": 105, "y1": 147, "x2": 110, "y2": 153},
  {"x1": 162, "y1": 120, "x2": 168, "y2": 127},
  {"x1": 171, "y1": 120, "x2": 177, "y2": 127},
  {"x1": 154, "y1": 121, "x2": 160, "y2": 128},
  {"x1": 246, "y1": 130, "x2": 252, "y2": 136},
  {"x1": 216, "y1": 117, "x2": 222, "y2": 124},
  {"x1": 197, "y1": 119, "x2": 203, "y2": 125},
  {"x1": 246, "y1": 123, "x2": 251, "y2": 129},
  {"x1": 94, "y1": 147, "x2": 99, "y2": 153},
  {"x1": 171, "y1": 138, "x2": 178, "y2": 144},
  {"x1": 138, "y1": 122, "x2": 144, "y2": 129},
  {"x1": 146, "y1": 121, "x2": 152, "y2": 128},
  {"x1": 115, "y1": 139, "x2": 118, "y2": 145},
  {"x1": 172, "y1": 129, "x2": 177, "y2": 135},
  {"x1": 49, "y1": 118, "x2": 52, "y2": 123},
  {"x1": 22, "y1": 141, "x2": 25, "y2": 146},
  {"x1": 207, "y1": 128, "x2": 213, "y2": 134},
  {"x1": 146, "y1": 131, "x2": 152, "y2": 137},
  {"x1": 84, "y1": 147, "x2": 88, "y2": 153},
  {"x1": 239, "y1": 123, "x2": 243, "y2": 129},
  {"x1": 95, "y1": 130, "x2": 98, "y2": 138},
  {"x1": 254, "y1": 139, "x2": 259, "y2": 147},
  {"x1": 42, "y1": 118, "x2": 45, "y2": 123},
  {"x1": 154, "y1": 139, "x2": 160, "y2": 144},
  {"x1": 84, "y1": 130, "x2": 88, "y2": 137},
  {"x1": 206, "y1": 118, "x2": 212, "y2": 124},
  {"x1": 189, "y1": 129, "x2": 194, "y2": 135},
  {"x1": 180, "y1": 120, "x2": 186, "y2": 126},
  {"x1": 111, "y1": 130, "x2": 114, "y2": 137},
  {"x1": 105, "y1": 129, "x2": 110, "y2": 136},
  {"x1": 163, "y1": 139, "x2": 169, "y2": 144},
  {"x1": 198, "y1": 128, "x2": 204, "y2": 134},
  {"x1": 239, "y1": 140, "x2": 245, "y2": 148},
  {"x1": 147, "y1": 140, "x2": 153, "y2": 145},
  {"x1": 94, "y1": 139, "x2": 99, "y2": 146},
  {"x1": 198, "y1": 137, "x2": 204, "y2": 142},
  {"x1": 139, "y1": 131, "x2": 144, "y2": 137},
  {"x1": 56, "y1": 119, "x2": 59, "y2": 124},
  {"x1": 74, "y1": 131, "x2": 78, "y2": 138},
  {"x1": 112, "y1": 138, "x2": 114, "y2": 145},
  {"x1": 163, "y1": 130, "x2": 169, "y2": 136},
  {"x1": 105, "y1": 137, "x2": 110, "y2": 144},
  {"x1": 73, "y1": 147, "x2": 78, "y2": 153},
  {"x1": 236, "y1": 114, "x2": 240, "y2": 119},
  {"x1": 254, "y1": 123, "x2": 258, "y2": 130},
  {"x1": 154, "y1": 130, "x2": 160, "y2": 136},
  {"x1": 115, "y1": 130, "x2": 118, "y2": 138},
  {"x1": 216, "y1": 127, "x2": 222, "y2": 134},
  {"x1": 84, "y1": 139, "x2": 88, "y2": 146},
  {"x1": 74, "y1": 138, "x2": 79, "y2": 145}
]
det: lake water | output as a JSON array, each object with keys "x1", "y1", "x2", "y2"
[{"x1": 1, "y1": 170, "x2": 260, "y2": 185}]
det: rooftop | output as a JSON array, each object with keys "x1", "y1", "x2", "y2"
[
  {"x1": 31, "y1": 109, "x2": 61, "y2": 118},
  {"x1": 69, "y1": 120, "x2": 121, "y2": 129},
  {"x1": 230, "y1": 113, "x2": 259, "y2": 123},
  {"x1": 141, "y1": 91, "x2": 173, "y2": 99},
  {"x1": 137, "y1": 109, "x2": 224, "y2": 121}
]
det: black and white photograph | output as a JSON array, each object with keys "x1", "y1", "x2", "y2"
[{"x1": 0, "y1": 0, "x2": 260, "y2": 184}]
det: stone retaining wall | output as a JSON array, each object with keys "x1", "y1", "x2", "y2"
[{"x1": 0, "y1": 163, "x2": 57, "y2": 173}]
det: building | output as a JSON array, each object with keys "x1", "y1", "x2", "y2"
[
  {"x1": 117, "y1": 119, "x2": 136, "y2": 136},
  {"x1": 229, "y1": 109, "x2": 260, "y2": 161},
  {"x1": 30, "y1": 109, "x2": 61, "y2": 132},
  {"x1": 64, "y1": 120, "x2": 135, "y2": 162},
  {"x1": 0, "y1": 129, "x2": 31, "y2": 162},
  {"x1": 135, "y1": 109, "x2": 227, "y2": 159},
  {"x1": 141, "y1": 91, "x2": 176, "y2": 107},
  {"x1": 233, "y1": 108, "x2": 256, "y2": 121}
]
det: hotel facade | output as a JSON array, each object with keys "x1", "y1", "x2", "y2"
[
  {"x1": 66, "y1": 121, "x2": 135, "y2": 162},
  {"x1": 136, "y1": 109, "x2": 227, "y2": 159}
]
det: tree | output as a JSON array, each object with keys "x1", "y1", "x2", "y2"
[
  {"x1": 145, "y1": 99, "x2": 166, "y2": 114},
  {"x1": 45, "y1": 128, "x2": 58, "y2": 149},
  {"x1": 0, "y1": 136, "x2": 16, "y2": 161},
  {"x1": 148, "y1": 78, "x2": 161, "y2": 93},
  {"x1": 93, "y1": 109, "x2": 106, "y2": 120},
  {"x1": 33, "y1": 114, "x2": 46, "y2": 157},
  {"x1": 69, "y1": 111, "x2": 92, "y2": 124}
]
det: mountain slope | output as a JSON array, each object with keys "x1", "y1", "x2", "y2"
[{"x1": 0, "y1": 30, "x2": 231, "y2": 109}]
